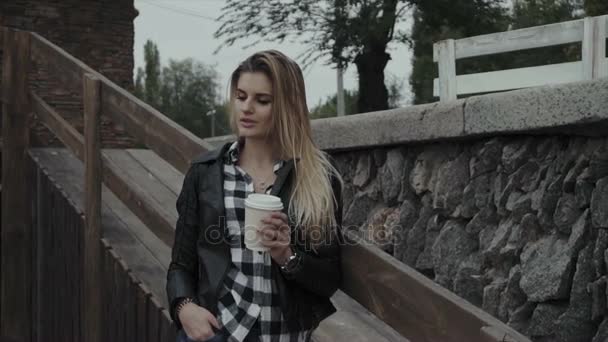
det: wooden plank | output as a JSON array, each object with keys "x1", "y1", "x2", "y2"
[
  {"x1": 29, "y1": 149, "x2": 171, "y2": 304},
  {"x1": 147, "y1": 296, "x2": 162, "y2": 342},
  {"x1": 101, "y1": 149, "x2": 175, "y2": 247},
  {"x1": 433, "y1": 61, "x2": 584, "y2": 96},
  {"x1": 100, "y1": 239, "x2": 112, "y2": 342},
  {"x1": 83, "y1": 73, "x2": 103, "y2": 342},
  {"x1": 103, "y1": 149, "x2": 178, "y2": 224},
  {"x1": 583, "y1": 17, "x2": 595, "y2": 80},
  {"x1": 159, "y1": 309, "x2": 177, "y2": 342},
  {"x1": 439, "y1": 18, "x2": 585, "y2": 60},
  {"x1": 593, "y1": 16, "x2": 608, "y2": 78},
  {"x1": 28, "y1": 32, "x2": 213, "y2": 174},
  {"x1": 340, "y1": 230, "x2": 531, "y2": 342},
  {"x1": 1, "y1": 27, "x2": 32, "y2": 342},
  {"x1": 100, "y1": 82, "x2": 212, "y2": 174},
  {"x1": 126, "y1": 149, "x2": 184, "y2": 195},
  {"x1": 314, "y1": 291, "x2": 409, "y2": 342},
  {"x1": 435, "y1": 39, "x2": 456, "y2": 101},
  {"x1": 115, "y1": 257, "x2": 129, "y2": 342},
  {"x1": 480, "y1": 326, "x2": 520, "y2": 342},
  {"x1": 125, "y1": 272, "x2": 140, "y2": 342},
  {"x1": 31, "y1": 91, "x2": 85, "y2": 161},
  {"x1": 137, "y1": 283, "x2": 152, "y2": 342},
  {"x1": 34, "y1": 164, "x2": 47, "y2": 342}
]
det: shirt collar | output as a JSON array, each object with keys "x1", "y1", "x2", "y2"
[{"x1": 226, "y1": 139, "x2": 285, "y2": 174}]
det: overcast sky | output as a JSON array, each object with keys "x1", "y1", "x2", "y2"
[{"x1": 133, "y1": 0, "x2": 414, "y2": 107}]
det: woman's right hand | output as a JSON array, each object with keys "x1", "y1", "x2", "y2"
[{"x1": 178, "y1": 303, "x2": 221, "y2": 341}]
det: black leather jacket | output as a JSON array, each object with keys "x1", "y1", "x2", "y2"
[{"x1": 166, "y1": 142, "x2": 343, "y2": 332}]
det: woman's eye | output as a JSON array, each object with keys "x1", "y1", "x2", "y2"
[{"x1": 258, "y1": 100, "x2": 270, "y2": 105}]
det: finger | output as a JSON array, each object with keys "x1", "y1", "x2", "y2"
[
  {"x1": 261, "y1": 217, "x2": 285, "y2": 230},
  {"x1": 258, "y1": 227, "x2": 279, "y2": 241},
  {"x1": 208, "y1": 315, "x2": 221, "y2": 330},
  {"x1": 270, "y1": 211, "x2": 289, "y2": 221}
]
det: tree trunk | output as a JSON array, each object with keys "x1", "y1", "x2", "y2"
[{"x1": 354, "y1": 49, "x2": 390, "y2": 113}]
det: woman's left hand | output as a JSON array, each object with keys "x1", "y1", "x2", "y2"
[{"x1": 258, "y1": 211, "x2": 293, "y2": 264}]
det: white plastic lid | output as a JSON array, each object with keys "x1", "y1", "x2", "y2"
[{"x1": 244, "y1": 194, "x2": 284, "y2": 211}]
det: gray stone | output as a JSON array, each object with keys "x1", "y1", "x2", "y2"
[
  {"x1": 563, "y1": 155, "x2": 589, "y2": 193},
  {"x1": 507, "y1": 302, "x2": 536, "y2": 335},
  {"x1": 537, "y1": 175, "x2": 565, "y2": 230},
  {"x1": 493, "y1": 171, "x2": 509, "y2": 211},
  {"x1": 527, "y1": 303, "x2": 568, "y2": 338},
  {"x1": 432, "y1": 152, "x2": 469, "y2": 215},
  {"x1": 501, "y1": 138, "x2": 535, "y2": 174},
  {"x1": 555, "y1": 243, "x2": 595, "y2": 342},
  {"x1": 569, "y1": 210, "x2": 591, "y2": 253},
  {"x1": 415, "y1": 215, "x2": 443, "y2": 272},
  {"x1": 575, "y1": 177, "x2": 594, "y2": 209},
  {"x1": 482, "y1": 279, "x2": 507, "y2": 319},
  {"x1": 590, "y1": 145, "x2": 608, "y2": 182},
  {"x1": 536, "y1": 137, "x2": 561, "y2": 162},
  {"x1": 372, "y1": 149, "x2": 387, "y2": 168},
  {"x1": 393, "y1": 200, "x2": 418, "y2": 262},
  {"x1": 588, "y1": 277, "x2": 607, "y2": 322},
  {"x1": 507, "y1": 192, "x2": 533, "y2": 223},
  {"x1": 511, "y1": 161, "x2": 541, "y2": 192},
  {"x1": 403, "y1": 194, "x2": 433, "y2": 266},
  {"x1": 554, "y1": 194, "x2": 582, "y2": 234},
  {"x1": 496, "y1": 179, "x2": 515, "y2": 216},
  {"x1": 343, "y1": 191, "x2": 376, "y2": 228},
  {"x1": 592, "y1": 177, "x2": 608, "y2": 228},
  {"x1": 379, "y1": 148, "x2": 405, "y2": 205},
  {"x1": 453, "y1": 255, "x2": 483, "y2": 307},
  {"x1": 364, "y1": 207, "x2": 396, "y2": 253},
  {"x1": 466, "y1": 206, "x2": 498, "y2": 236},
  {"x1": 483, "y1": 218, "x2": 515, "y2": 263},
  {"x1": 470, "y1": 138, "x2": 502, "y2": 178},
  {"x1": 594, "y1": 230, "x2": 608, "y2": 278},
  {"x1": 353, "y1": 153, "x2": 374, "y2": 188},
  {"x1": 520, "y1": 235, "x2": 574, "y2": 301},
  {"x1": 498, "y1": 266, "x2": 526, "y2": 323},
  {"x1": 409, "y1": 148, "x2": 444, "y2": 195},
  {"x1": 432, "y1": 220, "x2": 477, "y2": 289},
  {"x1": 592, "y1": 318, "x2": 608, "y2": 342}
]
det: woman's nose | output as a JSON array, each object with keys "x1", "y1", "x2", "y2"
[{"x1": 241, "y1": 98, "x2": 253, "y2": 114}]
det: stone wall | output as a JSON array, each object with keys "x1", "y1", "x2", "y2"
[
  {"x1": 332, "y1": 135, "x2": 608, "y2": 342},
  {"x1": 0, "y1": 0, "x2": 139, "y2": 148}
]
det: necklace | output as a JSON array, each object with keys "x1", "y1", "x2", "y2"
[{"x1": 253, "y1": 173, "x2": 276, "y2": 193}]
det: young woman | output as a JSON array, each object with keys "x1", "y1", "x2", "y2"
[{"x1": 166, "y1": 50, "x2": 344, "y2": 342}]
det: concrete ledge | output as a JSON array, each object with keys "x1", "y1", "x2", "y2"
[
  {"x1": 464, "y1": 78, "x2": 608, "y2": 136},
  {"x1": 203, "y1": 78, "x2": 608, "y2": 152}
]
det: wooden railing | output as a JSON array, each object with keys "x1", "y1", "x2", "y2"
[
  {"x1": 433, "y1": 15, "x2": 608, "y2": 101},
  {"x1": 1, "y1": 26, "x2": 531, "y2": 342}
]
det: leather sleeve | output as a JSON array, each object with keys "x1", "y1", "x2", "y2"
[
  {"x1": 284, "y1": 173, "x2": 344, "y2": 298},
  {"x1": 166, "y1": 163, "x2": 201, "y2": 329}
]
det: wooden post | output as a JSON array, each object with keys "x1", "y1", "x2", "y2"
[
  {"x1": 1, "y1": 28, "x2": 32, "y2": 342},
  {"x1": 435, "y1": 39, "x2": 457, "y2": 101},
  {"x1": 337, "y1": 67, "x2": 345, "y2": 116},
  {"x1": 592, "y1": 15, "x2": 607, "y2": 78},
  {"x1": 582, "y1": 17, "x2": 595, "y2": 80},
  {"x1": 83, "y1": 73, "x2": 102, "y2": 342}
]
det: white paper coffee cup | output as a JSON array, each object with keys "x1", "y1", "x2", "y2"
[{"x1": 244, "y1": 194, "x2": 284, "y2": 251}]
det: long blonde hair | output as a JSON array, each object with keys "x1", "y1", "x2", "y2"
[{"x1": 228, "y1": 50, "x2": 343, "y2": 244}]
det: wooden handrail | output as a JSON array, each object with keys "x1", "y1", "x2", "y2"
[
  {"x1": 31, "y1": 90, "x2": 175, "y2": 246},
  {"x1": 341, "y1": 231, "x2": 530, "y2": 342},
  {"x1": 28, "y1": 32, "x2": 214, "y2": 173}
]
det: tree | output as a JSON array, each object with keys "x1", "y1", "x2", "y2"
[
  {"x1": 409, "y1": 0, "x2": 510, "y2": 104},
  {"x1": 583, "y1": 0, "x2": 607, "y2": 15},
  {"x1": 143, "y1": 40, "x2": 162, "y2": 109},
  {"x1": 214, "y1": 0, "x2": 410, "y2": 113},
  {"x1": 133, "y1": 40, "x2": 229, "y2": 139},
  {"x1": 309, "y1": 73, "x2": 405, "y2": 118}
]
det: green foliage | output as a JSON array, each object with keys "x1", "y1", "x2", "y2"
[
  {"x1": 133, "y1": 40, "x2": 230, "y2": 139},
  {"x1": 584, "y1": 0, "x2": 608, "y2": 15}
]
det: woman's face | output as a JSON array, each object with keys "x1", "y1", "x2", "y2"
[{"x1": 234, "y1": 72, "x2": 274, "y2": 139}]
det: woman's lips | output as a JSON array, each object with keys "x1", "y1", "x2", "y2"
[{"x1": 240, "y1": 119, "x2": 256, "y2": 128}]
